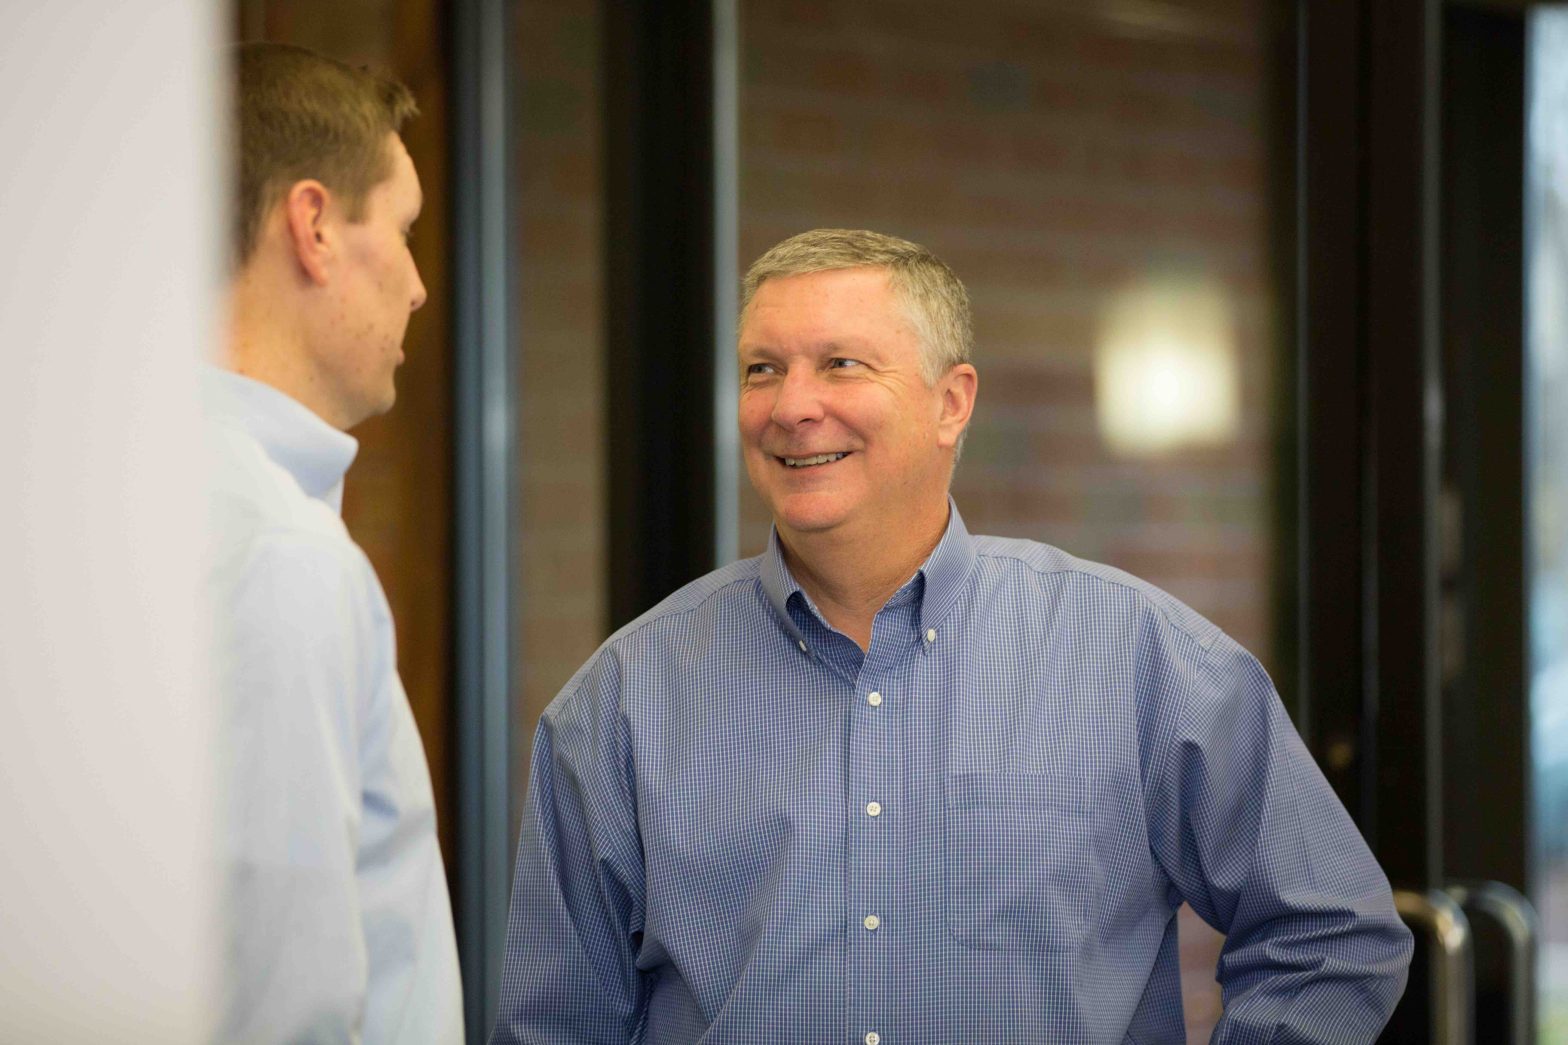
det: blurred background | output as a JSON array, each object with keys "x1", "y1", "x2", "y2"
[{"x1": 6, "y1": 0, "x2": 1568, "y2": 1041}]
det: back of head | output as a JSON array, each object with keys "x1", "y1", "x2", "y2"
[
  {"x1": 740, "y1": 228, "x2": 973, "y2": 383},
  {"x1": 232, "y1": 42, "x2": 417, "y2": 267}
]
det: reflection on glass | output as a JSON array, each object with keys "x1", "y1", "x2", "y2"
[
  {"x1": 1529, "y1": 7, "x2": 1568, "y2": 1042},
  {"x1": 1094, "y1": 272, "x2": 1241, "y2": 456}
]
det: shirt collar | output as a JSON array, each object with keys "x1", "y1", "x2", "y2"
[
  {"x1": 917, "y1": 499, "x2": 977, "y2": 635},
  {"x1": 759, "y1": 497, "x2": 977, "y2": 643},
  {"x1": 202, "y1": 366, "x2": 359, "y2": 513}
]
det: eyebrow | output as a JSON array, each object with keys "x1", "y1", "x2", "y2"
[{"x1": 737, "y1": 339, "x2": 879, "y2": 362}]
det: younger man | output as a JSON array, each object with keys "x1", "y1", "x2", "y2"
[{"x1": 206, "y1": 42, "x2": 461, "y2": 1043}]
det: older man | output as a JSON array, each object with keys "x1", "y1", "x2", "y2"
[
  {"x1": 492, "y1": 229, "x2": 1410, "y2": 1043},
  {"x1": 205, "y1": 43, "x2": 461, "y2": 1042}
]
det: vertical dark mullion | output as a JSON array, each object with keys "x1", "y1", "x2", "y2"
[
  {"x1": 604, "y1": 0, "x2": 718, "y2": 629},
  {"x1": 1365, "y1": 0, "x2": 1444, "y2": 891},
  {"x1": 1299, "y1": 0, "x2": 1447, "y2": 882},
  {"x1": 1299, "y1": 0, "x2": 1371, "y2": 827},
  {"x1": 1439, "y1": 4, "x2": 1527, "y2": 894},
  {"x1": 1440, "y1": 13, "x2": 1530, "y2": 1035},
  {"x1": 452, "y1": 0, "x2": 517, "y2": 1039},
  {"x1": 1264, "y1": 0, "x2": 1300, "y2": 729},
  {"x1": 1301, "y1": 0, "x2": 1464, "y2": 1036}
]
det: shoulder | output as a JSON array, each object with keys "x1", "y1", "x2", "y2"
[
  {"x1": 206, "y1": 420, "x2": 364, "y2": 569},
  {"x1": 603, "y1": 557, "x2": 765, "y2": 651},
  {"x1": 206, "y1": 419, "x2": 351, "y2": 547},
  {"x1": 970, "y1": 539, "x2": 1283, "y2": 760},
  {"x1": 543, "y1": 558, "x2": 766, "y2": 714},
  {"x1": 204, "y1": 430, "x2": 376, "y2": 642},
  {"x1": 969, "y1": 535, "x2": 1279, "y2": 787},
  {"x1": 968, "y1": 533, "x2": 1225, "y2": 654}
]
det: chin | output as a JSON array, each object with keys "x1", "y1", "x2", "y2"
[
  {"x1": 769, "y1": 492, "x2": 855, "y2": 536},
  {"x1": 368, "y1": 379, "x2": 398, "y2": 417},
  {"x1": 340, "y1": 387, "x2": 397, "y2": 431}
]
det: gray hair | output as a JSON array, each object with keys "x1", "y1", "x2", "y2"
[{"x1": 740, "y1": 228, "x2": 973, "y2": 385}]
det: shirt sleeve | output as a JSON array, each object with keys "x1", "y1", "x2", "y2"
[
  {"x1": 1143, "y1": 635, "x2": 1414, "y2": 1042},
  {"x1": 491, "y1": 654, "x2": 648, "y2": 1045},
  {"x1": 209, "y1": 531, "x2": 373, "y2": 1044}
]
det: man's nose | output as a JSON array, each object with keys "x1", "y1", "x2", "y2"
[
  {"x1": 410, "y1": 265, "x2": 429, "y2": 312},
  {"x1": 770, "y1": 367, "x2": 826, "y2": 428}
]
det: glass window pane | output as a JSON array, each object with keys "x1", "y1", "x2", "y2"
[{"x1": 1528, "y1": 7, "x2": 1568, "y2": 1041}]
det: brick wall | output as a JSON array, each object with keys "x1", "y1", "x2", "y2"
[
  {"x1": 734, "y1": 0, "x2": 1283, "y2": 670},
  {"x1": 515, "y1": 0, "x2": 608, "y2": 808}
]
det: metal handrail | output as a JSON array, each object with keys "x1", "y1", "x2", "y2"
[
  {"x1": 1445, "y1": 880, "x2": 1539, "y2": 1045},
  {"x1": 1394, "y1": 888, "x2": 1474, "y2": 1044}
]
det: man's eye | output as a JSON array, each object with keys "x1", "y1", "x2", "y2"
[
  {"x1": 745, "y1": 363, "x2": 776, "y2": 377},
  {"x1": 828, "y1": 358, "x2": 862, "y2": 369}
]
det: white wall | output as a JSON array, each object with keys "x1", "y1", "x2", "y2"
[{"x1": 0, "y1": 1, "x2": 221, "y2": 1038}]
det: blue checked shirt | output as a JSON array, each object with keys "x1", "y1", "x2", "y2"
[{"x1": 493, "y1": 505, "x2": 1411, "y2": 1044}]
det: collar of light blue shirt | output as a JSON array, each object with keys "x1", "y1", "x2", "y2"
[
  {"x1": 201, "y1": 365, "x2": 359, "y2": 511},
  {"x1": 758, "y1": 497, "x2": 978, "y2": 647}
]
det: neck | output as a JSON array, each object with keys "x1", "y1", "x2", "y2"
[
  {"x1": 779, "y1": 497, "x2": 950, "y2": 651},
  {"x1": 225, "y1": 275, "x2": 342, "y2": 429}
]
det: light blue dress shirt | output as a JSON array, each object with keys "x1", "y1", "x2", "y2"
[
  {"x1": 494, "y1": 504, "x2": 1410, "y2": 1044},
  {"x1": 203, "y1": 368, "x2": 462, "y2": 1044}
]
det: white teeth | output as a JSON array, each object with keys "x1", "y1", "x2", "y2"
[{"x1": 782, "y1": 452, "x2": 848, "y2": 468}]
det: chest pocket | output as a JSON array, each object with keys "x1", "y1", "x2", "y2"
[{"x1": 944, "y1": 771, "x2": 1096, "y2": 953}]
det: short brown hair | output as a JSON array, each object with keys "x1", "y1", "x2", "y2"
[
  {"x1": 740, "y1": 228, "x2": 973, "y2": 384},
  {"x1": 232, "y1": 42, "x2": 418, "y2": 264}
]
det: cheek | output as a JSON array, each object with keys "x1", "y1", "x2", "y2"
[
  {"x1": 836, "y1": 394, "x2": 890, "y2": 438},
  {"x1": 737, "y1": 394, "x2": 771, "y2": 439}
]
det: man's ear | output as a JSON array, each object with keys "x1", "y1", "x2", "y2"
[
  {"x1": 936, "y1": 363, "x2": 978, "y2": 449},
  {"x1": 281, "y1": 180, "x2": 333, "y2": 287}
]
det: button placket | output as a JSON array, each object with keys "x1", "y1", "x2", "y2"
[
  {"x1": 850, "y1": 670, "x2": 895, "y2": 1044},
  {"x1": 848, "y1": 600, "x2": 917, "y2": 1045}
]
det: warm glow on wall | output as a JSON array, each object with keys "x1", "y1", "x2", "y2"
[{"x1": 1093, "y1": 273, "x2": 1242, "y2": 456}]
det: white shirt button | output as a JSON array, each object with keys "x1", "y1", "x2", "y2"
[
  {"x1": 866, "y1": 801, "x2": 882, "y2": 817},
  {"x1": 863, "y1": 914, "x2": 880, "y2": 931},
  {"x1": 797, "y1": 639, "x2": 807, "y2": 653},
  {"x1": 925, "y1": 628, "x2": 937, "y2": 643},
  {"x1": 865, "y1": 1034, "x2": 881, "y2": 1045},
  {"x1": 867, "y1": 691, "x2": 883, "y2": 707}
]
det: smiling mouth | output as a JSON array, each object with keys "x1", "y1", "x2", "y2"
[{"x1": 778, "y1": 451, "x2": 850, "y2": 469}]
